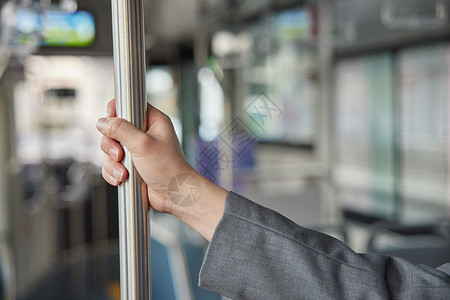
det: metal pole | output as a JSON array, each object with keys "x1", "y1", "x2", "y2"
[{"x1": 111, "y1": 1, "x2": 149, "y2": 299}]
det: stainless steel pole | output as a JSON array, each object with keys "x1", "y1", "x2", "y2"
[{"x1": 111, "y1": 0, "x2": 149, "y2": 299}]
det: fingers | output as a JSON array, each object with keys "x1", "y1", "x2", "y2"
[
  {"x1": 99, "y1": 100, "x2": 173, "y2": 156},
  {"x1": 108, "y1": 99, "x2": 172, "y2": 135},
  {"x1": 96, "y1": 117, "x2": 151, "y2": 154},
  {"x1": 146, "y1": 104, "x2": 175, "y2": 135},
  {"x1": 147, "y1": 104, "x2": 167, "y2": 126},
  {"x1": 102, "y1": 155, "x2": 128, "y2": 186},
  {"x1": 107, "y1": 99, "x2": 116, "y2": 117},
  {"x1": 100, "y1": 135, "x2": 123, "y2": 162}
]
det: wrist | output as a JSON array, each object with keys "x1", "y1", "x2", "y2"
[{"x1": 168, "y1": 170, "x2": 227, "y2": 241}]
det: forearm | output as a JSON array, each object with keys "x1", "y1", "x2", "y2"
[{"x1": 168, "y1": 170, "x2": 227, "y2": 241}]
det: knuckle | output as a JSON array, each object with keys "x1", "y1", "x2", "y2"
[
  {"x1": 102, "y1": 168, "x2": 117, "y2": 186},
  {"x1": 102, "y1": 156, "x2": 113, "y2": 173},
  {"x1": 100, "y1": 136, "x2": 110, "y2": 153},
  {"x1": 109, "y1": 118, "x2": 126, "y2": 137},
  {"x1": 101, "y1": 168, "x2": 109, "y2": 181}
]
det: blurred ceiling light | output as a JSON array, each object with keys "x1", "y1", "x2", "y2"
[
  {"x1": 59, "y1": 0, "x2": 78, "y2": 13},
  {"x1": 381, "y1": 0, "x2": 447, "y2": 29},
  {"x1": 212, "y1": 31, "x2": 235, "y2": 57},
  {"x1": 20, "y1": 0, "x2": 78, "y2": 12},
  {"x1": 146, "y1": 68, "x2": 174, "y2": 95},
  {"x1": 212, "y1": 31, "x2": 253, "y2": 57}
]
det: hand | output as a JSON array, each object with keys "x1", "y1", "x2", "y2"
[
  {"x1": 97, "y1": 99, "x2": 227, "y2": 241},
  {"x1": 97, "y1": 99, "x2": 194, "y2": 214}
]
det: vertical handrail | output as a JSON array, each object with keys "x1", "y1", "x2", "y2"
[{"x1": 111, "y1": 0, "x2": 150, "y2": 299}]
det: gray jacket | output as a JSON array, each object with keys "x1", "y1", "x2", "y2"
[{"x1": 199, "y1": 192, "x2": 450, "y2": 299}]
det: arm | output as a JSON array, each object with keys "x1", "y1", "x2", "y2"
[
  {"x1": 97, "y1": 99, "x2": 450, "y2": 299},
  {"x1": 199, "y1": 192, "x2": 450, "y2": 299}
]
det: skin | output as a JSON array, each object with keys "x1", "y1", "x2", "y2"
[{"x1": 97, "y1": 99, "x2": 228, "y2": 241}]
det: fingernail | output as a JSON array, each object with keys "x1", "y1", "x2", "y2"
[
  {"x1": 96, "y1": 118, "x2": 108, "y2": 132},
  {"x1": 107, "y1": 106, "x2": 111, "y2": 117},
  {"x1": 113, "y1": 168, "x2": 123, "y2": 181},
  {"x1": 110, "y1": 147, "x2": 119, "y2": 161}
]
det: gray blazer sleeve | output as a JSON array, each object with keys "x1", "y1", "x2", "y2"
[{"x1": 198, "y1": 192, "x2": 450, "y2": 299}]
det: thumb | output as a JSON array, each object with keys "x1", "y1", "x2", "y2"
[{"x1": 97, "y1": 117, "x2": 150, "y2": 154}]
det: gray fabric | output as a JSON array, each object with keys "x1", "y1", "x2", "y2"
[{"x1": 198, "y1": 192, "x2": 450, "y2": 299}]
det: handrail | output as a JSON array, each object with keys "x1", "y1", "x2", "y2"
[{"x1": 111, "y1": 0, "x2": 149, "y2": 299}]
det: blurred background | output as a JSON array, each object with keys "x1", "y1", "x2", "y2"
[{"x1": 0, "y1": 0, "x2": 450, "y2": 299}]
